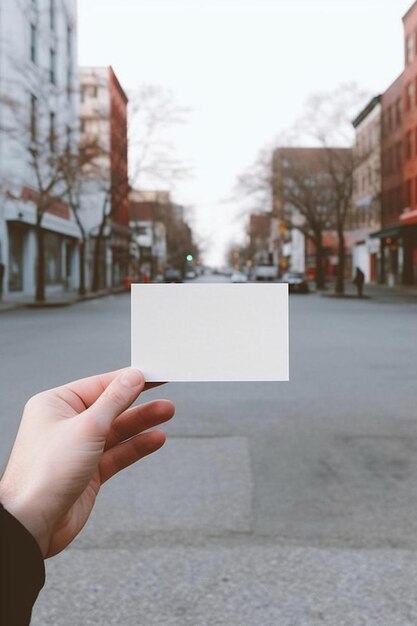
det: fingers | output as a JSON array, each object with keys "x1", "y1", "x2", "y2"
[
  {"x1": 83, "y1": 368, "x2": 145, "y2": 435},
  {"x1": 99, "y1": 430, "x2": 167, "y2": 483},
  {"x1": 64, "y1": 370, "x2": 166, "y2": 410},
  {"x1": 104, "y1": 400, "x2": 175, "y2": 451}
]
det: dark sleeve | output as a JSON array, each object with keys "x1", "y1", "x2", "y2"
[{"x1": 0, "y1": 503, "x2": 45, "y2": 625}]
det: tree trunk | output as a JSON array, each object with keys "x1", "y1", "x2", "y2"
[
  {"x1": 35, "y1": 215, "x2": 45, "y2": 303},
  {"x1": 79, "y1": 239, "x2": 86, "y2": 297},
  {"x1": 315, "y1": 237, "x2": 326, "y2": 290},
  {"x1": 92, "y1": 196, "x2": 109, "y2": 292},
  {"x1": 92, "y1": 219, "x2": 107, "y2": 292},
  {"x1": 335, "y1": 226, "x2": 345, "y2": 294}
]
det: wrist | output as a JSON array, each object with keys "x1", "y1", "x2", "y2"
[{"x1": 0, "y1": 486, "x2": 49, "y2": 557}]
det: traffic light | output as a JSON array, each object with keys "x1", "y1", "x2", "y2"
[{"x1": 186, "y1": 254, "x2": 193, "y2": 262}]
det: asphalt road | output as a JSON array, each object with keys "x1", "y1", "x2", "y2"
[{"x1": 1, "y1": 279, "x2": 417, "y2": 625}]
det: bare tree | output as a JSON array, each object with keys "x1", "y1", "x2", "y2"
[
  {"x1": 1, "y1": 87, "x2": 77, "y2": 301},
  {"x1": 81, "y1": 82, "x2": 192, "y2": 292},
  {"x1": 237, "y1": 83, "x2": 370, "y2": 292},
  {"x1": 293, "y1": 83, "x2": 369, "y2": 294},
  {"x1": 61, "y1": 135, "x2": 103, "y2": 296},
  {"x1": 129, "y1": 84, "x2": 192, "y2": 189},
  {"x1": 273, "y1": 147, "x2": 340, "y2": 289}
]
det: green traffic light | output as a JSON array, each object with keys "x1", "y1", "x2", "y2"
[{"x1": 186, "y1": 254, "x2": 193, "y2": 262}]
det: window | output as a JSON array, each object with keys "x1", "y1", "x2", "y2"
[
  {"x1": 45, "y1": 232, "x2": 62, "y2": 285},
  {"x1": 50, "y1": 0, "x2": 55, "y2": 31},
  {"x1": 30, "y1": 94, "x2": 37, "y2": 142},
  {"x1": 405, "y1": 130, "x2": 413, "y2": 160},
  {"x1": 395, "y1": 98, "x2": 402, "y2": 127},
  {"x1": 406, "y1": 82, "x2": 415, "y2": 111},
  {"x1": 406, "y1": 34, "x2": 414, "y2": 65},
  {"x1": 8, "y1": 224, "x2": 24, "y2": 292},
  {"x1": 49, "y1": 112, "x2": 56, "y2": 152},
  {"x1": 387, "y1": 106, "x2": 392, "y2": 132},
  {"x1": 80, "y1": 85, "x2": 98, "y2": 101},
  {"x1": 30, "y1": 23, "x2": 37, "y2": 63},
  {"x1": 396, "y1": 141, "x2": 403, "y2": 170},
  {"x1": 67, "y1": 25, "x2": 72, "y2": 59},
  {"x1": 50, "y1": 48, "x2": 56, "y2": 84}
]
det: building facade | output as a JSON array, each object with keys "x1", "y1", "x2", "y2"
[
  {"x1": 370, "y1": 1, "x2": 417, "y2": 286},
  {"x1": 351, "y1": 96, "x2": 382, "y2": 283},
  {"x1": 79, "y1": 66, "x2": 130, "y2": 289},
  {"x1": 399, "y1": 2, "x2": 417, "y2": 284},
  {"x1": 129, "y1": 190, "x2": 168, "y2": 281},
  {"x1": 0, "y1": 0, "x2": 79, "y2": 299}
]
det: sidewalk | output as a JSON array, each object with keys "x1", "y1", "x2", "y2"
[
  {"x1": 0, "y1": 287, "x2": 126, "y2": 314},
  {"x1": 318, "y1": 280, "x2": 417, "y2": 302}
]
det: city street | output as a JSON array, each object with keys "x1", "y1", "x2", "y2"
[{"x1": 1, "y1": 284, "x2": 417, "y2": 625}]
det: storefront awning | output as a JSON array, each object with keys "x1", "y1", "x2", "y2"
[
  {"x1": 400, "y1": 209, "x2": 417, "y2": 225},
  {"x1": 370, "y1": 225, "x2": 401, "y2": 239},
  {"x1": 371, "y1": 222, "x2": 417, "y2": 240}
]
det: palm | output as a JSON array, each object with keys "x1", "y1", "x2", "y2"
[{"x1": 1, "y1": 369, "x2": 174, "y2": 559}]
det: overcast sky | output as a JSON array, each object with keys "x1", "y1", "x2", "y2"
[{"x1": 78, "y1": 0, "x2": 412, "y2": 265}]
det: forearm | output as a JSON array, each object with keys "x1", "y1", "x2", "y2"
[{"x1": 0, "y1": 503, "x2": 45, "y2": 626}]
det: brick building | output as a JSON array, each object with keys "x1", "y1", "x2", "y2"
[
  {"x1": 248, "y1": 213, "x2": 277, "y2": 267},
  {"x1": 79, "y1": 66, "x2": 130, "y2": 289},
  {"x1": 371, "y1": 1, "x2": 417, "y2": 286},
  {"x1": 129, "y1": 189, "x2": 196, "y2": 280}
]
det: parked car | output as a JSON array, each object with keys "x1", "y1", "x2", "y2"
[
  {"x1": 164, "y1": 268, "x2": 183, "y2": 283},
  {"x1": 282, "y1": 271, "x2": 310, "y2": 293},
  {"x1": 231, "y1": 271, "x2": 248, "y2": 283},
  {"x1": 253, "y1": 264, "x2": 278, "y2": 281}
]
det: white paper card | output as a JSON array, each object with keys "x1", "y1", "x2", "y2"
[{"x1": 131, "y1": 283, "x2": 289, "y2": 382}]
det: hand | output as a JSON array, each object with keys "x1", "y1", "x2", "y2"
[{"x1": 0, "y1": 368, "x2": 175, "y2": 558}]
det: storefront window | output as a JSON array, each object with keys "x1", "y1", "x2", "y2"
[
  {"x1": 8, "y1": 224, "x2": 24, "y2": 292},
  {"x1": 45, "y1": 232, "x2": 62, "y2": 285}
]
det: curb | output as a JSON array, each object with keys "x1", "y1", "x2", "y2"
[
  {"x1": 0, "y1": 288, "x2": 127, "y2": 314},
  {"x1": 320, "y1": 293, "x2": 371, "y2": 300}
]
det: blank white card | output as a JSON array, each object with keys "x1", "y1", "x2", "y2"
[{"x1": 131, "y1": 283, "x2": 289, "y2": 382}]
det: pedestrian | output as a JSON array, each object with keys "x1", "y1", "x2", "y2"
[
  {"x1": 0, "y1": 261, "x2": 4, "y2": 302},
  {"x1": 353, "y1": 266, "x2": 365, "y2": 298},
  {"x1": 0, "y1": 368, "x2": 175, "y2": 625}
]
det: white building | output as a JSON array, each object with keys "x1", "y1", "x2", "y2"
[
  {"x1": 0, "y1": 0, "x2": 79, "y2": 300},
  {"x1": 351, "y1": 96, "x2": 382, "y2": 283}
]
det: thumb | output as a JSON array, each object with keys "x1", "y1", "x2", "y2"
[{"x1": 84, "y1": 368, "x2": 145, "y2": 435}]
